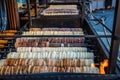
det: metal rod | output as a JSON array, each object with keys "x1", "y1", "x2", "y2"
[
  {"x1": 3, "y1": 45, "x2": 94, "y2": 48},
  {"x1": 108, "y1": 0, "x2": 120, "y2": 74},
  {"x1": 90, "y1": 13, "x2": 112, "y2": 33},
  {"x1": 85, "y1": 18, "x2": 110, "y2": 58},
  {"x1": 85, "y1": 2, "x2": 112, "y2": 35},
  {"x1": 85, "y1": 4, "x2": 112, "y2": 33},
  {"x1": 102, "y1": 18, "x2": 111, "y2": 47},
  {"x1": 0, "y1": 35, "x2": 112, "y2": 38}
]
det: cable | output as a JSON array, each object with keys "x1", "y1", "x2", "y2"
[{"x1": 101, "y1": 18, "x2": 111, "y2": 47}]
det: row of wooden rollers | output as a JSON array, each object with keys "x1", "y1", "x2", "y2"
[{"x1": 0, "y1": 30, "x2": 17, "y2": 49}]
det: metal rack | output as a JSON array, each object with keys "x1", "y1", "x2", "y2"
[
  {"x1": 0, "y1": 0, "x2": 120, "y2": 79},
  {"x1": 84, "y1": 0, "x2": 120, "y2": 74}
]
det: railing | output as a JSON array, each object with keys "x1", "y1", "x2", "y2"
[{"x1": 84, "y1": 0, "x2": 120, "y2": 73}]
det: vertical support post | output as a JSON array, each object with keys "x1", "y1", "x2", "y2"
[
  {"x1": 108, "y1": 0, "x2": 120, "y2": 74},
  {"x1": 35, "y1": 0, "x2": 38, "y2": 17},
  {"x1": 6, "y1": 0, "x2": 20, "y2": 30},
  {"x1": 81, "y1": 0, "x2": 86, "y2": 26},
  {"x1": 26, "y1": 0, "x2": 32, "y2": 28}
]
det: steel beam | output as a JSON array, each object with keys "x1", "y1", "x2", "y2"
[
  {"x1": 35, "y1": 0, "x2": 38, "y2": 17},
  {"x1": 26, "y1": 0, "x2": 32, "y2": 28},
  {"x1": 81, "y1": 0, "x2": 86, "y2": 25},
  {"x1": 108, "y1": 0, "x2": 120, "y2": 74}
]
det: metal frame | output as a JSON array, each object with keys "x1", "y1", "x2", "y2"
[
  {"x1": 26, "y1": 0, "x2": 32, "y2": 28},
  {"x1": 35, "y1": 0, "x2": 38, "y2": 17},
  {"x1": 83, "y1": 0, "x2": 120, "y2": 73},
  {"x1": 108, "y1": 0, "x2": 120, "y2": 74},
  {"x1": 81, "y1": 0, "x2": 86, "y2": 25},
  {"x1": 85, "y1": 18, "x2": 109, "y2": 59},
  {"x1": 1, "y1": 0, "x2": 120, "y2": 74},
  {"x1": 0, "y1": 34, "x2": 112, "y2": 38},
  {"x1": 89, "y1": 13, "x2": 112, "y2": 33},
  {"x1": 0, "y1": 73, "x2": 120, "y2": 80}
]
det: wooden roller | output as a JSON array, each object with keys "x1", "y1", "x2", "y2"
[
  {"x1": 29, "y1": 28, "x2": 41, "y2": 31},
  {"x1": 0, "y1": 66, "x2": 99, "y2": 75},
  {"x1": 3, "y1": 38, "x2": 13, "y2": 40},
  {"x1": 0, "y1": 33, "x2": 15, "y2": 36},
  {"x1": 0, "y1": 40, "x2": 8, "y2": 44},
  {"x1": 0, "y1": 44, "x2": 5, "y2": 49},
  {"x1": 29, "y1": 28, "x2": 83, "y2": 31},
  {"x1": 2, "y1": 30, "x2": 17, "y2": 33}
]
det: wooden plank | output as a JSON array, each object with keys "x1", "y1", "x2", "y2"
[{"x1": 6, "y1": 0, "x2": 20, "y2": 30}]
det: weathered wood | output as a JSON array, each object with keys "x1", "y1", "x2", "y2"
[{"x1": 6, "y1": 0, "x2": 20, "y2": 30}]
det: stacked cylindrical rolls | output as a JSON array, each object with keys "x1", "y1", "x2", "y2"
[
  {"x1": 0, "y1": 28, "x2": 99, "y2": 75},
  {"x1": 0, "y1": 30, "x2": 17, "y2": 49},
  {"x1": 7, "y1": 52, "x2": 94, "y2": 59},
  {"x1": 0, "y1": 46, "x2": 99, "y2": 75},
  {"x1": 0, "y1": 66, "x2": 99, "y2": 75},
  {"x1": 41, "y1": 5, "x2": 79, "y2": 15},
  {"x1": 1, "y1": 59, "x2": 94, "y2": 67},
  {"x1": 15, "y1": 28, "x2": 85, "y2": 47},
  {"x1": 22, "y1": 31, "x2": 83, "y2": 35},
  {"x1": 23, "y1": 28, "x2": 83, "y2": 35},
  {"x1": 29, "y1": 28, "x2": 83, "y2": 31},
  {"x1": 0, "y1": 58, "x2": 99, "y2": 75},
  {"x1": 16, "y1": 47, "x2": 87, "y2": 52}
]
